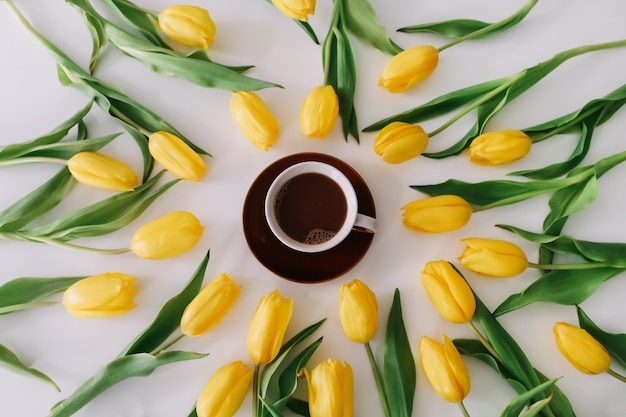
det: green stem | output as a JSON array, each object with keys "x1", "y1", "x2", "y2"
[
  {"x1": 607, "y1": 368, "x2": 626, "y2": 383},
  {"x1": 427, "y1": 73, "x2": 523, "y2": 138},
  {"x1": 531, "y1": 105, "x2": 602, "y2": 143},
  {"x1": 109, "y1": 106, "x2": 152, "y2": 137},
  {"x1": 528, "y1": 262, "x2": 610, "y2": 270},
  {"x1": 149, "y1": 332, "x2": 185, "y2": 355},
  {"x1": 0, "y1": 157, "x2": 68, "y2": 167},
  {"x1": 364, "y1": 342, "x2": 392, "y2": 417},
  {"x1": 466, "y1": 320, "x2": 503, "y2": 363},
  {"x1": 252, "y1": 364, "x2": 261, "y2": 417},
  {"x1": 0, "y1": 232, "x2": 131, "y2": 255},
  {"x1": 438, "y1": 0, "x2": 538, "y2": 52},
  {"x1": 0, "y1": 301, "x2": 61, "y2": 315},
  {"x1": 458, "y1": 400, "x2": 471, "y2": 417}
]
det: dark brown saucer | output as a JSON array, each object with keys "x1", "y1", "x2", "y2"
[{"x1": 242, "y1": 152, "x2": 376, "y2": 283}]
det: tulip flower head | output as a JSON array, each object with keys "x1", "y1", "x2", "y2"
[
  {"x1": 272, "y1": 0, "x2": 316, "y2": 22},
  {"x1": 158, "y1": 5, "x2": 216, "y2": 50},
  {"x1": 401, "y1": 195, "x2": 472, "y2": 233},
  {"x1": 468, "y1": 130, "x2": 532, "y2": 165},
  {"x1": 63, "y1": 272, "x2": 137, "y2": 318},
  {"x1": 339, "y1": 279, "x2": 378, "y2": 344},
  {"x1": 67, "y1": 152, "x2": 139, "y2": 191},
  {"x1": 246, "y1": 290, "x2": 293, "y2": 364},
  {"x1": 458, "y1": 237, "x2": 528, "y2": 277},
  {"x1": 420, "y1": 334, "x2": 470, "y2": 403},
  {"x1": 554, "y1": 322, "x2": 611, "y2": 375},
  {"x1": 130, "y1": 211, "x2": 204, "y2": 260},
  {"x1": 421, "y1": 260, "x2": 476, "y2": 324},
  {"x1": 195, "y1": 360, "x2": 254, "y2": 417},
  {"x1": 149, "y1": 131, "x2": 207, "y2": 181},
  {"x1": 302, "y1": 359, "x2": 354, "y2": 417},
  {"x1": 300, "y1": 85, "x2": 339, "y2": 138},
  {"x1": 180, "y1": 273, "x2": 241, "y2": 337},
  {"x1": 230, "y1": 91, "x2": 280, "y2": 151},
  {"x1": 379, "y1": 45, "x2": 439, "y2": 93},
  {"x1": 374, "y1": 122, "x2": 429, "y2": 164}
]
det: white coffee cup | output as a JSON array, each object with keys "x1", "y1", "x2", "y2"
[{"x1": 264, "y1": 161, "x2": 376, "y2": 253}]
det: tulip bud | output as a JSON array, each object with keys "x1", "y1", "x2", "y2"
[
  {"x1": 554, "y1": 322, "x2": 611, "y2": 375},
  {"x1": 158, "y1": 5, "x2": 216, "y2": 50},
  {"x1": 300, "y1": 85, "x2": 339, "y2": 138},
  {"x1": 379, "y1": 45, "x2": 439, "y2": 93},
  {"x1": 149, "y1": 131, "x2": 207, "y2": 181},
  {"x1": 63, "y1": 272, "x2": 137, "y2": 318},
  {"x1": 339, "y1": 279, "x2": 378, "y2": 344},
  {"x1": 180, "y1": 273, "x2": 241, "y2": 337},
  {"x1": 131, "y1": 211, "x2": 203, "y2": 260},
  {"x1": 195, "y1": 360, "x2": 254, "y2": 417},
  {"x1": 246, "y1": 290, "x2": 293, "y2": 364},
  {"x1": 374, "y1": 122, "x2": 429, "y2": 164},
  {"x1": 230, "y1": 91, "x2": 280, "y2": 151},
  {"x1": 401, "y1": 195, "x2": 472, "y2": 233},
  {"x1": 302, "y1": 359, "x2": 354, "y2": 417},
  {"x1": 421, "y1": 260, "x2": 476, "y2": 324},
  {"x1": 468, "y1": 130, "x2": 532, "y2": 165},
  {"x1": 458, "y1": 237, "x2": 528, "y2": 277},
  {"x1": 420, "y1": 334, "x2": 471, "y2": 403},
  {"x1": 67, "y1": 152, "x2": 139, "y2": 191},
  {"x1": 272, "y1": 0, "x2": 316, "y2": 22}
]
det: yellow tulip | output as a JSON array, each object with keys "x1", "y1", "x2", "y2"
[
  {"x1": 420, "y1": 260, "x2": 475, "y2": 324},
  {"x1": 379, "y1": 45, "x2": 439, "y2": 93},
  {"x1": 63, "y1": 272, "x2": 137, "y2": 318},
  {"x1": 158, "y1": 5, "x2": 216, "y2": 50},
  {"x1": 195, "y1": 360, "x2": 254, "y2": 417},
  {"x1": 67, "y1": 152, "x2": 139, "y2": 191},
  {"x1": 180, "y1": 273, "x2": 241, "y2": 337},
  {"x1": 130, "y1": 211, "x2": 203, "y2": 260},
  {"x1": 554, "y1": 322, "x2": 611, "y2": 375},
  {"x1": 339, "y1": 279, "x2": 378, "y2": 344},
  {"x1": 272, "y1": 0, "x2": 316, "y2": 22},
  {"x1": 401, "y1": 195, "x2": 472, "y2": 233},
  {"x1": 458, "y1": 237, "x2": 528, "y2": 277},
  {"x1": 300, "y1": 85, "x2": 339, "y2": 138},
  {"x1": 303, "y1": 359, "x2": 353, "y2": 417},
  {"x1": 374, "y1": 122, "x2": 429, "y2": 164},
  {"x1": 468, "y1": 130, "x2": 532, "y2": 165},
  {"x1": 230, "y1": 91, "x2": 280, "y2": 151},
  {"x1": 148, "y1": 131, "x2": 207, "y2": 181},
  {"x1": 246, "y1": 290, "x2": 293, "y2": 364},
  {"x1": 420, "y1": 334, "x2": 471, "y2": 403}
]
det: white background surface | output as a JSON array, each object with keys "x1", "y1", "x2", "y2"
[{"x1": 1, "y1": 0, "x2": 626, "y2": 416}]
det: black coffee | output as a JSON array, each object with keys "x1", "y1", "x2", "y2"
[{"x1": 274, "y1": 173, "x2": 347, "y2": 245}]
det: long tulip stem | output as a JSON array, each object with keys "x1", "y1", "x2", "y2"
[
  {"x1": 607, "y1": 368, "x2": 626, "y2": 383},
  {"x1": 0, "y1": 232, "x2": 132, "y2": 255},
  {"x1": 364, "y1": 342, "x2": 392, "y2": 417},
  {"x1": 458, "y1": 400, "x2": 471, "y2": 417},
  {"x1": 0, "y1": 157, "x2": 68, "y2": 167},
  {"x1": 0, "y1": 301, "x2": 61, "y2": 315},
  {"x1": 252, "y1": 364, "x2": 261, "y2": 417},
  {"x1": 466, "y1": 320, "x2": 503, "y2": 363},
  {"x1": 528, "y1": 262, "x2": 609, "y2": 270},
  {"x1": 150, "y1": 332, "x2": 185, "y2": 355}
]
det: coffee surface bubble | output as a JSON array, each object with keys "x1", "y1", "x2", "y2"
[{"x1": 304, "y1": 228, "x2": 336, "y2": 245}]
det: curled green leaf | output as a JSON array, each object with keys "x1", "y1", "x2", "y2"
[
  {"x1": 577, "y1": 306, "x2": 626, "y2": 369},
  {"x1": 0, "y1": 276, "x2": 84, "y2": 314},
  {"x1": 0, "y1": 344, "x2": 60, "y2": 392},
  {"x1": 499, "y1": 378, "x2": 557, "y2": 417},
  {"x1": 343, "y1": 0, "x2": 402, "y2": 55}
]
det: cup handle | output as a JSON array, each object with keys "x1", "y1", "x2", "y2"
[{"x1": 352, "y1": 213, "x2": 376, "y2": 233}]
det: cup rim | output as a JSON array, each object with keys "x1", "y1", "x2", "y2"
[{"x1": 264, "y1": 161, "x2": 358, "y2": 253}]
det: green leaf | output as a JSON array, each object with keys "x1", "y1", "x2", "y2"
[
  {"x1": 286, "y1": 397, "x2": 310, "y2": 417},
  {"x1": 542, "y1": 174, "x2": 598, "y2": 232},
  {"x1": 274, "y1": 338, "x2": 323, "y2": 410},
  {"x1": 98, "y1": 0, "x2": 168, "y2": 48},
  {"x1": 410, "y1": 169, "x2": 591, "y2": 211},
  {"x1": 263, "y1": 0, "x2": 319, "y2": 44},
  {"x1": 0, "y1": 133, "x2": 120, "y2": 162},
  {"x1": 494, "y1": 268, "x2": 624, "y2": 316},
  {"x1": 323, "y1": 0, "x2": 360, "y2": 142},
  {"x1": 22, "y1": 172, "x2": 177, "y2": 241},
  {"x1": 383, "y1": 289, "x2": 415, "y2": 417},
  {"x1": 71, "y1": 0, "x2": 107, "y2": 72},
  {"x1": 0, "y1": 343, "x2": 60, "y2": 391},
  {"x1": 398, "y1": 0, "x2": 538, "y2": 40},
  {"x1": 577, "y1": 306, "x2": 626, "y2": 368},
  {"x1": 48, "y1": 350, "x2": 207, "y2": 417},
  {"x1": 499, "y1": 378, "x2": 557, "y2": 417},
  {"x1": 120, "y1": 251, "x2": 210, "y2": 356},
  {"x1": 343, "y1": 0, "x2": 402, "y2": 55},
  {"x1": 0, "y1": 100, "x2": 93, "y2": 159},
  {"x1": 0, "y1": 276, "x2": 84, "y2": 313},
  {"x1": 0, "y1": 168, "x2": 74, "y2": 231}
]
